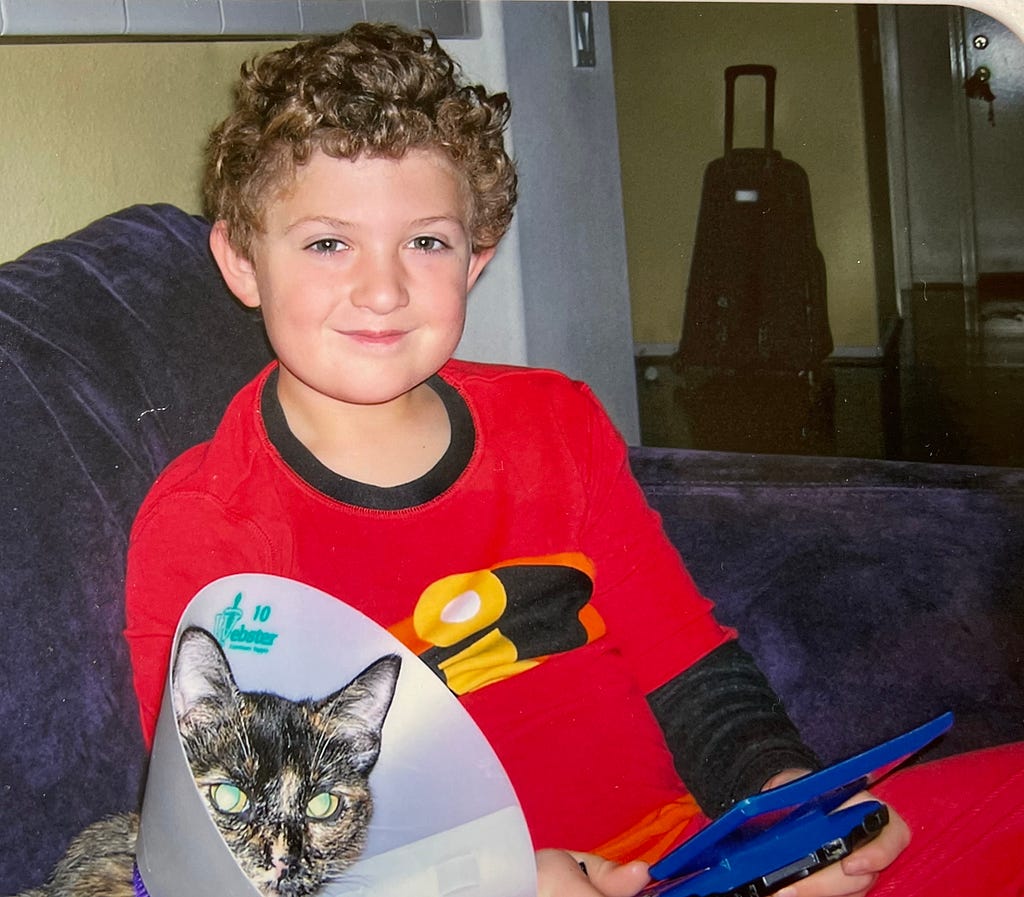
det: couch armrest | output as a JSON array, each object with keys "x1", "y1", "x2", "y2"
[
  {"x1": 0, "y1": 205, "x2": 271, "y2": 891},
  {"x1": 630, "y1": 446, "x2": 1024, "y2": 764}
]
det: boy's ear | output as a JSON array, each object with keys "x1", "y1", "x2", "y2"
[
  {"x1": 466, "y1": 245, "x2": 497, "y2": 292},
  {"x1": 209, "y1": 220, "x2": 261, "y2": 309}
]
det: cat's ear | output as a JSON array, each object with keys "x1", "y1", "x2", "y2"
[
  {"x1": 172, "y1": 627, "x2": 241, "y2": 722},
  {"x1": 318, "y1": 655, "x2": 401, "y2": 772}
]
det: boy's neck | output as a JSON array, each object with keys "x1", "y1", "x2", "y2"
[{"x1": 275, "y1": 371, "x2": 452, "y2": 489}]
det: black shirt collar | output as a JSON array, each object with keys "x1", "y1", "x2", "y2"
[{"x1": 261, "y1": 368, "x2": 475, "y2": 511}]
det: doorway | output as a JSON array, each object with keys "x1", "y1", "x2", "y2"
[
  {"x1": 882, "y1": 6, "x2": 1024, "y2": 353},
  {"x1": 962, "y1": 8, "x2": 1024, "y2": 364}
]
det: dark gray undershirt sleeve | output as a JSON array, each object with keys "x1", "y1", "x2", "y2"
[{"x1": 647, "y1": 640, "x2": 822, "y2": 818}]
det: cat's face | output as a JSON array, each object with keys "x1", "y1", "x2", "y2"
[{"x1": 172, "y1": 627, "x2": 401, "y2": 896}]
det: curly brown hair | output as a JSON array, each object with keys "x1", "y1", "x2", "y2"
[{"x1": 203, "y1": 22, "x2": 517, "y2": 256}]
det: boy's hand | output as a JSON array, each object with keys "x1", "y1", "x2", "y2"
[
  {"x1": 536, "y1": 849, "x2": 650, "y2": 897},
  {"x1": 772, "y1": 797, "x2": 910, "y2": 897},
  {"x1": 762, "y1": 771, "x2": 911, "y2": 897}
]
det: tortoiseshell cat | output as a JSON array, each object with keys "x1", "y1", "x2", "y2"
[{"x1": 16, "y1": 627, "x2": 401, "y2": 897}]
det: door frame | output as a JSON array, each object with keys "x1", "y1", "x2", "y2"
[{"x1": 878, "y1": 5, "x2": 980, "y2": 338}]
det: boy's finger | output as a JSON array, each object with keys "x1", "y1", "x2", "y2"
[
  {"x1": 841, "y1": 804, "x2": 911, "y2": 876},
  {"x1": 774, "y1": 864, "x2": 878, "y2": 897},
  {"x1": 569, "y1": 853, "x2": 651, "y2": 897}
]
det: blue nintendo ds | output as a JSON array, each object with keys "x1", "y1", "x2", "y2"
[{"x1": 642, "y1": 713, "x2": 954, "y2": 897}]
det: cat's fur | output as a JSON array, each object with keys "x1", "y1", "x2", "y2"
[{"x1": 16, "y1": 627, "x2": 401, "y2": 897}]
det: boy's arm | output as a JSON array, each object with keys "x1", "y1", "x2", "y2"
[
  {"x1": 563, "y1": 383, "x2": 907, "y2": 892},
  {"x1": 646, "y1": 640, "x2": 821, "y2": 816},
  {"x1": 568, "y1": 382, "x2": 818, "y2": 814},
  {"x1": 573, "y1": 383, "x2": 736, "y2": 692},
  {"x1": 124, "y1": 489, "x2": 274, "y2": 745},
  {"x1": 646, "y1": 646, "x2": 911, "y2": 897}
]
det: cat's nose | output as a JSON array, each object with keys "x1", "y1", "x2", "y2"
[{"x1": 271, "y1": 854, "x2": 299, "y2": 876}]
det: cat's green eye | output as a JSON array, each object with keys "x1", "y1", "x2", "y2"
[
  {"x1": 306, "y1": 791, "x2": 341, "y2": 820},
  {"x1": 209, "y1": 782, "x2": 249, "y2": 815}
]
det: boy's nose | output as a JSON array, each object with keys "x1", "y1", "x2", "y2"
[{"x1": 350, "y1": 254, "x2": 410, "y2": 313}]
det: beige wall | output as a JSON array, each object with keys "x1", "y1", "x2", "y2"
[
  {"x1": 0, "y1": 24, "x2": 643, "y2": 433},
  {"x1": 0, "y1": 40, "x2": 286, "y2": 264},
  {"x1": 0, "y1": 9, "x2": 880, "y2": 356},
  {"x1": 610, "y1": 3, "x2": 880, "y2": 352}
]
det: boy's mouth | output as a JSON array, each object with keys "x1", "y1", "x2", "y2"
[{"x1": 343, "y1": 329, "x2": 406, "y2": 347}]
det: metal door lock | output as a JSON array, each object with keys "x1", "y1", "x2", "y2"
[{"x1": 964, "y1": 66, "x2": 997, "y2": 126}]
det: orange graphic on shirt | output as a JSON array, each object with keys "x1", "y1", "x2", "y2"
[{"x1": 389, "y1": 552, "x2": 605, "y2": 695}]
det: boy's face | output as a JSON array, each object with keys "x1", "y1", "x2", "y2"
[{"x1": 211, "y1": 148, "x2": 495, "y2": 414}]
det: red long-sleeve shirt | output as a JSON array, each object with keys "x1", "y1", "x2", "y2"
[{"x1": 125, "y1": 359, "x2": 733, "y2": 854}]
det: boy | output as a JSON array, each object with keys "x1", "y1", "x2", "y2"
[{"x1": 125, "y1": 23, "x2": 1021, "y2": 897}]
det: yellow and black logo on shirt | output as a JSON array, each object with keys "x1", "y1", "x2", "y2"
[{"x1": 390, "y1": 552, "x2": 605, "y2": 695}]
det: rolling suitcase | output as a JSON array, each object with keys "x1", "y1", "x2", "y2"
[{"x1": 677, "y1": 65, "x2": 832, "y2": 379}]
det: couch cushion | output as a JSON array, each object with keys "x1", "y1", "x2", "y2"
[
  {"x1": 630, "y1": 447, "x2": 1024, "y2": 766},
  {"x1": 0, "y1": 205, "x2": 271, "y2": 890}
]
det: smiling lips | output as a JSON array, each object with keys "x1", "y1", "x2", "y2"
[{"x1": 343, "y1": 329, "x2": 407, "y2": 347}]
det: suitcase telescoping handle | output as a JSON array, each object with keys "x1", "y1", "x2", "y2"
[{"x1": 724, "y1": 64, "x2": 777, "y2": 153}]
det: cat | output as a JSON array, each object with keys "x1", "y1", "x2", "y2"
[{"x1": 16, "y1": 626, "x2": 401, "y2": 897}]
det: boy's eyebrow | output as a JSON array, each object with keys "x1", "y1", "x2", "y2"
[
  {"x1": 411, "y1": 215, "x2": 467, "y2": 229},
  {"x1": 283, "y1": 216, "x2": 352, "y2": 233},
  {"x1": 284, "y1": 214, "x2": 468, "y2": 233},
  {"x1": 410, "y1": 215, "x2": 472, "y2": 236}
]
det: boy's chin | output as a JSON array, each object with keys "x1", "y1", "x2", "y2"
[{"x1": 278, "y1": 365, "x2": 442, "y2": 412}]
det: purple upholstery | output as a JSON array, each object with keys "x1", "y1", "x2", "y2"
[
  {"x1": 630, "y1": 448, "x2": 1024, "y2": 764},
  {"x1": 0, "y1": 206, "x2": 272, "y2": 891},
  {"x1": 2, "y1": 204, "x2": 1021, "y2": 892}
]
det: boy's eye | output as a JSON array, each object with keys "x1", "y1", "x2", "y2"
[
  {"x1": 307, "y1": 238, "x2": 346, "y2": 254},
  {"x1": 209, "y1": 782, "x2": 250, "y2": 815},
  {"x1": 409, "y1": 235, "x2": 448, "y2": 252}
]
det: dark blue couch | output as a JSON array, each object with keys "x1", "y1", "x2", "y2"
[{"x1": 3, "y1": 205, "x2": 1022, "y2": 893}]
